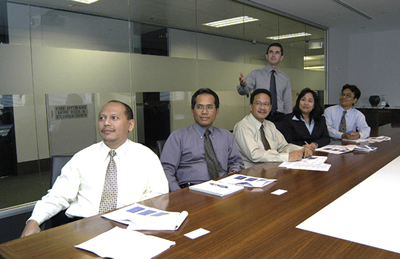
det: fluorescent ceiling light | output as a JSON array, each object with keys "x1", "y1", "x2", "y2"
[
  {"x1": 72, "y1": 0, "x2": 99, "y2": 4},
  {"x1": 266, "y1": 32, "x2": 311, "y2": 40},
  {"x1": 203, "y1": 16, "x2": 259, "y2": 28},
  {"x1": 309, "y1": 41, "x2": 323, "y2": 49}
]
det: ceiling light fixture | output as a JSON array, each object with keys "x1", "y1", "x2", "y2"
[
  {"x1": 308, "y1": 41, "x2": 323, "y2": 49},
  {"x1": 72, "y1": 0, "x2": 99, "y2": 4},
  {"x1": 203, "y1": 16, "x2": 259, "y2": 28},
  {"x1": 266, "y1": 32, "x2": 311, "y2": 40}
]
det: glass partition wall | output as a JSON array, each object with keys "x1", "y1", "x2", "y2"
[{"x1": 0, "y1": 0, "x2": 326, "y2": 211}]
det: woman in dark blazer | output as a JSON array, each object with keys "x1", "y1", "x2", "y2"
[{"x1": 278, "y1": 88, "x2": 330, "y2": 150}]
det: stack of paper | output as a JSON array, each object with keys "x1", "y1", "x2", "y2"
[
  {"x1": 279, "y1": 156, "x2": 331, "y2": 171},
  {"x1": 76, "y1": 227, "x2": 175, "y2": 259},
  {"x1": 316, "y1": 145, "x2": 353, "y2": 154},
  {"x1": 102, "y1": 204, "x2": 188, "y2": 231},
  {"x1": 189, "y1": 180, "x2": 244, "y2": 197},
  {"x1": 317, "y1": 144, "x2": 378, "y2": 154},
  {"x1": 218, "y1": 174, "x2": 276, "y2": 187},
  {"x1": 352, "y1": 145, "x2": 378, "y2": 152},
  {"x1": 365, "y1": 136, "x2": 391, "y2": 143},
  {"x1": 342, "y1": 136, "x2": 391, "y2": 144}
]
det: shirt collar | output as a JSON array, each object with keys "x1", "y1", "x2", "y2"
[
  {"x1": 193, "y1": 123, "x2": 214, "y2": 138},
  {"x1": 339, "y1": 105, "x2": 355, "y2": 112},
  {"x1": 293, "y1": 114, "x2": 314, "y2": 125},
  {"x1": 266, "y1": 65, "x2": 280, "y2": 75},
  {"x1": 248, "y1": 113, "x2": 265, "y2": 128},
  {"x1": 292, "y1": 115, "x2": 300, "y2": 121},
  {"x1": 100, "y1": 139, "x2": 130, "y2": 161}
]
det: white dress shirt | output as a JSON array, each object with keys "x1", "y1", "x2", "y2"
[
  {"x1": 324, "y1": 105, "x2": 371, "y2": 139},
  {"x1": 233, "y1": 113, "x2": 302, "y2": 168},
  {"x1": 29, "y1": 139, "x2": 168, "y2": 225}
]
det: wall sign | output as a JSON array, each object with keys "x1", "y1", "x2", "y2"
[{"x1": 55, "y1": 105, "x2": 88, "y2": 119}]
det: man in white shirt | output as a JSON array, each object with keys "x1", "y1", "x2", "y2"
[
  {"x1": 233, "y1": 89, "x2": 312, "y2": 168},
  {"x1": 324, "y1": 84, "x2": 371, "y2": 140},
  {"x1": 21, "y1": 100, "x2": 168, "y2": 237}
]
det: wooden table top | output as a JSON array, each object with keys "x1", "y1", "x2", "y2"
[{"x1": 2, "y1": 124, "x2": 400, "y2": 259}]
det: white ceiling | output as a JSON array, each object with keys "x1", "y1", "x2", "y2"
[{"x1": 247, "y1": 0, "x2": 400, "y2": 33}]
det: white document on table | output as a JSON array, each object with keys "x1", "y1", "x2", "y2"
[
  {"x1": 75, "y1": 227, "x2": 175, "y2": 259},
  {"x1": 297, "y1": 155, "x2": 400, "y2": 254},
  {"x1": 103, "y1": 203, "x2": 188, "y2": 231},
  {"x1": 316, "y1": 145, "x2": 354, "y2": 154},
  {"x1": 279, "y1": 156, "x2": 331, "y2": 171}
]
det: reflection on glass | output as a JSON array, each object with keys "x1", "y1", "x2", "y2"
[
  {"x1": 0, "y1": 0, "x2": 326, "y2": 214},
  {"x1": 46, "y1": 94, "x2": 96, "y2": 156}
]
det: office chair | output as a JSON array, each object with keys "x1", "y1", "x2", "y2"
[
  {"x1": 42, "y1": 155, "x2": 73, "y2": 230},
  {"x1": 156, "y1": 140, "x2": 166, "y2": 157},
  {"x1": 51, "y1": 155, "x2": 73, "y2": 186}
]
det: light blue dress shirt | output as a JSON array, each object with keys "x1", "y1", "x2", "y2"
[{"x1": 324, "y1": 105, "x2": 371, "y2": 139}]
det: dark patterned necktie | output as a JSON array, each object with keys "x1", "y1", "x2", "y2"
[
  {"x1": 270, "y1": 70, "x2": 277, "y2": 113},
  {"x1": 204, "y1": 129, "x2": 223, "y2": 179},
  {"x1": 99, "y1": 150, "x2": 118, "y2": 213},
  {"x1": 260, "y1": 124, "x2": 271, "y2": 150},
  {"x1": 339, "y1": 111, "x2": 347, "y2": 133}
]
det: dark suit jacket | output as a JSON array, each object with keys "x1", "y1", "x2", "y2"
[{"x1": 277, "y1": 113, "x2": 330, "y2": 147}]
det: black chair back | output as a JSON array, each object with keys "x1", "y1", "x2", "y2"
[
  {"x1": 51, "y1": 155, "x2": 73, "y2": 186},
  {"x1": 42, "y1": 155, "x2": 73, "y2": 230}
]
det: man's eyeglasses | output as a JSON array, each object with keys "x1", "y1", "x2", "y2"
[
  {"x1": 195, "y1": 105, "x2": 215, "y2": 112},
  {"x1": 340, "y1": 93, "x2": 354, "y2": 99},
  {"x1": 253, "y1": 102, "x2": 271, "y2": 107}
]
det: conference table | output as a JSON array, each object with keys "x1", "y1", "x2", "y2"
[{"x1": 1, "y1": 124, "x2": 400, "y2": 258}]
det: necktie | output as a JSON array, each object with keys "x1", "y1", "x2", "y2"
[
  {"x1": 270, "y1": 70, "x2": 277, "y2": 113},
  {"x1": 339, "y1": 111, "x2": 347, "y2": 133},
  {"x1": 204, "y1": 129, "x2": 223, "y2": 179},
  {"x1": 260, "y1": 124, "x2": 271, "y2": 150},
  {"x1": 99, "y1": 150, "x2": 118, "y2": 213}
]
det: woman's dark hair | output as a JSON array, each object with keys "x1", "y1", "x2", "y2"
[{"x1": 293, "y1": 88, "x2": 323, "y2": 121}]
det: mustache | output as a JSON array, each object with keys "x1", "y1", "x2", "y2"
[{"x1": 101, "y1": 127, "x2": 114, "y2": 132}]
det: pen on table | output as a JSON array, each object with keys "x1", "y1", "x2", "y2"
[{"x1": 209, "y1": 183, "x2": 228, "y2": 188}]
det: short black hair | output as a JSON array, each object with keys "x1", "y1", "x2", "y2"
[
  {"x1": 250, "y1": 89, "x2": 272, "y2": 104},
  {"x1": 191, "y1": 88, "x2": 220, "y2": 109},
  {"x1": 107, "y1": 100, "x2": 134, "y2": 120},
  {"x1": 266, "y1": 43, "x2": 284, "y2": 56},
  {"x1": 342, "y1": 84, "x2": 361, "y2": 100},
  {"x1": 293, "y1": 88, "x2": 323, "y2": 122}
]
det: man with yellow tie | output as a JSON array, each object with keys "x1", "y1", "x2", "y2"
[{"x1": 21, "y1": 100, "x2": 168, "y2": 237}]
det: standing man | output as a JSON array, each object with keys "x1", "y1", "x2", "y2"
[
  {"x1": 233, "y1": 89, "x2": 312, "y2": 168},
  {"x1": 161, "y1": 88, "x2": 244, "y2": 192},
  {"x1": 237, "y1": 43, "x2": 292, "y2": 122},
  {"x1": 324, "y1": 84, "x2": 370, "y2": 140},
  {"x1": 21, "y1": 100, "x2": 168, "y2": 237}
]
